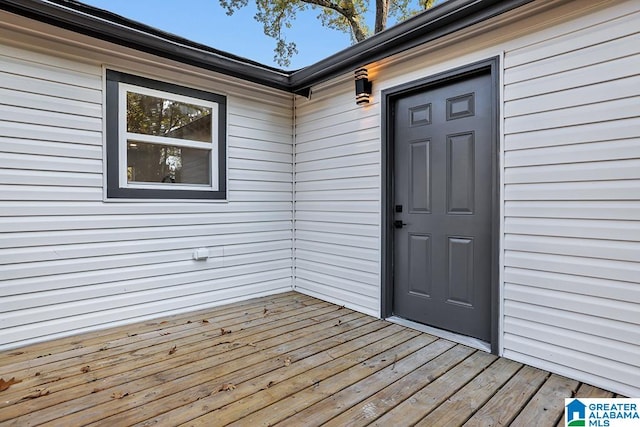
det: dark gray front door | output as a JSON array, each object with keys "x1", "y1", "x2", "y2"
[{"x1": 392, "y1": 71, "x2": 494, "y2": 342}]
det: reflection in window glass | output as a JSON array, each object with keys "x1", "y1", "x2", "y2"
[
  {"x1": 127, "y1": 141, "x2": 211, "y2": 185},
  {"x1": 126, "y1": 92, "x2": 212, "y2": 142}
]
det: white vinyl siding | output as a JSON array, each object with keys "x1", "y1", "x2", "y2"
[
  {"x1": 0, "y1": 37, "x2": 293, "y2": 349},
  {"x1": 502, "y1": 3, "x2": 640, "y2": 397},
  {"x1": 293, "y1": 0, "x2": 639, "y2": 396},
  {"x1": 293, "y1": 83, "x2": 381, "y2": 315}
]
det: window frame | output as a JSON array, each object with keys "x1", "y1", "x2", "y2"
[{"x1": 106, "y1": 69, "x2": 227, "y2": 200}]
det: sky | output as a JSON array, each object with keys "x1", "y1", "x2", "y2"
[
  {"x1": 81, "y1": 0, "x2": 356, "y2": 70},
  {"x1": 80, "y1": 0, "x2": 444, "y2": 71}
]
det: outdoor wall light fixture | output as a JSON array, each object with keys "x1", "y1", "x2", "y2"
[{"x1": 355, "y1": 68, "x2": 372, "y2": 105}]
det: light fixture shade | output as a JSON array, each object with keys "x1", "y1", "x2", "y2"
[{"x1": 355, "y1": 68, "x2": 372, "y2": 105}]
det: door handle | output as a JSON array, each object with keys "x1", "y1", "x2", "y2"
[{"x1": 394, "y1": 220, "x2": 407, "y2": 229}]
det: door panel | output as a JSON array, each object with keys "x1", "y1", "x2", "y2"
[
  {"x1": 447, "y1": 237, "x2": 474, "y2": 306},
  {"x1": 408, "y1": 233, "x2": 432, "y2": 297},
  {"x1": 447, "y1": 133, "x2": 475, "y2": 214},
  {"x1": 409, "y1": 140, "x2": 431, "y2": 212},
  {"x1": 392, "y1": 71, "x2": 494, "y2": 342}
]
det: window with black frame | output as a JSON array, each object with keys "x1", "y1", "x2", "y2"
[{"x1": 105, "y1": 70, "x2": 226, "y2": 200}]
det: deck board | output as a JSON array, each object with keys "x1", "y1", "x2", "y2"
[
  {"x1": 276, "y1": 338, "x2": 456, "y2": 427},
  {"x1": 511, "y1": 373, "x2": 580, "y2": 426},
  {"x1": 15, "y1": 302, "x2": 355, "y2": 425},
  {"x1": 322, "y1": 344, "x2": 475, "y2": 427},
  {"x1": 370, "y1": 350, "x2": 498, "y2": 426},
  {"x1": 464, "y1": 364, "x2": 549, "y2": 427},
  {"x1": 555, "y1": 383, "x2": 616, "y2": 427},
  {"x1": 415, "y1": 357, "x2": 523, "y2": 426},
  {"x1": 93, "y1": 314, "x2": 384, "y2": 426},
  {"x1": 220, "y1": 331, "x2": 429, "y2": 427},
  {"x1": 0, "y1": 291, "x2": 618, "y2": 426},
  {"x1": 190, "y1": 325, "x2": 417, "y2": 426}
]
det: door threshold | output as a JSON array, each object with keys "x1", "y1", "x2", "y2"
[{"x1": 386, "y1": 316, "x2": 491, "y2": 353}]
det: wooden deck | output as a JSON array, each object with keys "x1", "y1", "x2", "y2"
[{"x1": 0, "y1": 292, "x2": 618, "y2": 426}]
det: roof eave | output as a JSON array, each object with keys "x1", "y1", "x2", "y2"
[
  {"x1": 0, "y1": 0, "x2": 293, "y2": 91},
  {"x1": 289, "y1": 0, "x2": 536, "y2": 92},
  {"x1": 0, "y1": 0, "x2": 537, "y2": 93}
]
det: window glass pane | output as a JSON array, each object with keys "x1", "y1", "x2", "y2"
[
  {"x1": 127, "y1": 91, "x2": 212, "y2": 142},
  {"x1": 127, "y1": 141, "x2": 211, "y2": 185}
]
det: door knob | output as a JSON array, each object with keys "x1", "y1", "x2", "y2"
[{"x1": 394, "y1": 220, "x2": 407, "y2": 229}]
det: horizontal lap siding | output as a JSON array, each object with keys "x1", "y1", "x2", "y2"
[
  {"x1": 0, "y1": 42, "x2": 293, "y2": 350},
  {"x1": 293, "y1": 82, "x2": 380, "y2": 315},
  {"x1": 292, "y1": 0, "x2": 639, "y2": 397},
  {"x1": 502, "y1": 3, "x2": 640, "y2": 396}
]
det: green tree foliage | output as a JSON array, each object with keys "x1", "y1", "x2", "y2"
[{"x1": 219, "y1": 0, "x2": 435, "y2": 67}]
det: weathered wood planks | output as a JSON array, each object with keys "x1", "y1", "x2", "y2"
[{"x1": 0, "y1": 291, "x2": 618, "y2": 426}]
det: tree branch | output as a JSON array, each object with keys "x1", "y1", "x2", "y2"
[
  {"x1": 221, "y1": 0, "x2": 436, "y2": 66},
  {"x1": 304, "y1": 0, "x2": 367, "y2": 41},
  {"x1": 374, "y1": 0, "x2": 389, "y2": 33}
]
